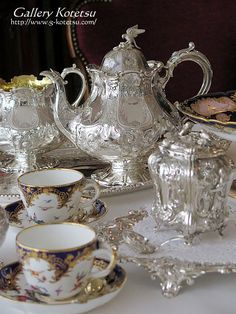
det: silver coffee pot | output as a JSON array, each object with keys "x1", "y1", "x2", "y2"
[{"x1": 42, "y1": 25, "x2": 212, "y2": 187}]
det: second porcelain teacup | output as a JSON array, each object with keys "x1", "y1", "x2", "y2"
[
  {"x1": 16, "y1": 223, "x2": 116, "y2": 300},
  {"x1": 18, "y1": 168, "x2": 100, "y2": 224}
]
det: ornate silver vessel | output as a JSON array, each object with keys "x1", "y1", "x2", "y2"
[
  {"x1": 148, "y1": 123, "x2": 236, "y2": 243},
  {"x1": 0, "y1": 75, "x2": 65, "y2": 173},
  {"x1": 0, "y1": 72, "x2": 87, "y2": 173},
  {"x1": 42, "y1": 25, "x2": 212, "y2": 187}
]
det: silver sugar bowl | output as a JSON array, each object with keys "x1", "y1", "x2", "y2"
[
  {"x1": 148, "y1": 124, "x2": 236, "y2": 243},
  {"x1": 0, "y1": 75, "x2": 64, "y2": 173},
  {"x1": 42, "y1": 25, "x2": 212, "y2": 187}
]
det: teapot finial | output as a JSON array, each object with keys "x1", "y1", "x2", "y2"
[{"x1": 118, "y1": 25, "x2": 145, "y2": 49}]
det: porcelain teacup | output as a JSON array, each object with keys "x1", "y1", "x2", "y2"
[
  {"x1": 16, "y1": 223, "x2": 116, "y2": 300},
  {"x1": 18, "y1": 168, "x2": 100, "y2": 224}
]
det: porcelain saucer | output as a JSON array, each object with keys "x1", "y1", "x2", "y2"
[
  {"x1": 0, "y1": 258, "x2": 126, "y2": 314},
  {"x1": 176, "y1": 90, "x2": 236, "y2": 141},
  {"x1": 4, "y1": 199, "x2": 108, "y2": 228}
]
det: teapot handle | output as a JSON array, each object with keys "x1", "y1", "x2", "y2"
[
  {"x1": 160, "y1": 42, "x2": 213, "y2": 98},
  {"x1": 61, "y1": 64, "x2": 87, "y2": 108}
]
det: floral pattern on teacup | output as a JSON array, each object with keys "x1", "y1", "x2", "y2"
[
  {"x1": 0, "y1": 259, "x2": 126, "y2": 303},
  {"x1": 23, "y1": 259, "x2": 90, "y2": 297},
  {"x1": 19, "y1": 183, "x2": 83, "y2": 207},
  {"x1": 17, "y1": 241, "x2": 98, "y2": 298},
  {"x1": 17, "y1": 241, "x2": 97, "y2": 280},
  {"x1": 19, "y1": 182, "x2": 84, "y2": 223}
]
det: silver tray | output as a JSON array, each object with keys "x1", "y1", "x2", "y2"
[
  {"x1": 96, "y1": 197, "x2": 236, "y2": 298},
  {"x1": 0, "y1": 146, "x2": 152, "y2": 198}
]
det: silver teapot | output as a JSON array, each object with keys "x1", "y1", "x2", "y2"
[
  {"x1": 148, "y1": 123, "x2": 235, "y2": 243},
  {"x1": 42, "y1": 25, "x2": 212, "y2": 186}
]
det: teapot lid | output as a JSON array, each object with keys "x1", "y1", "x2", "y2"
[
  {"x1": 100, "y1": 25, "x2": 150, "y2": 74},
  {"x1": 159, "y1": 123, "x2": 229, "y2": 158}
]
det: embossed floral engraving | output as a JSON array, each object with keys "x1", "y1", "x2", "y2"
[
  {"x1": 148, "y1": 129, "x2": 235, "y2": 242},
  {"x1": 43, "y1": 26, "x2": 212, "y2": 186},
  {"x1": 0, "y1": 80, "x2": 63, "y2": 172}
]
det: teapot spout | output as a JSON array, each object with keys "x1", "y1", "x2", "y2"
[{"x1": 40, "y1": 67, "x2": 86, "y2": 146}]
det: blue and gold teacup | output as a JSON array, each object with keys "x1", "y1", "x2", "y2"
[
  {"x1": 18, "y1": 168, "x2": 100, "y2": 224},
  {"x1": 16, "y1": 223, "x2": 116, "y2": 300}
]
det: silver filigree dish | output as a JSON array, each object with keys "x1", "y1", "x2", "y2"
[{"x1": 96, "y1": 200, "x2": 236, "y2": 298}]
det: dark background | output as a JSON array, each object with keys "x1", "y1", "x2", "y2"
[
  {"x1": 0, "y1": 0, "x2": 71, "y2": 80},
  {"x1": 1, "y1": 0, "x2": 236, "y2": 103}
]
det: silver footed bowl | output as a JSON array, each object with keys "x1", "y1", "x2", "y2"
[{"x1": 0, "y1": 75, "x2": 64, "y2": 173}]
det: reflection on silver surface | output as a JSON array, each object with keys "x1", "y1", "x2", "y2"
[
  {"x1": 122, "y1": 229, "x2": 157, "y2": 254},
  {"x1": 0, "y1": 78, "x2": 64, "y2": 173},
  {"x1": 97, "y1": 205, "x2": 236, "y2": 297},
  {"x1": 0, "y1": 146, "x2": 153, "y2": 197},
  {"x1": 229, "y1": 180, "x2": 236, "y2": 199},
  {"x1": 0, "y1": 205, "x2": 8, "y2": 249},
  {"x1": 148, "y1": 124, "x2": 235, "y2": 243},
  {"x1": 42, "y1": 26, "x2": 212, "y2": 187}
]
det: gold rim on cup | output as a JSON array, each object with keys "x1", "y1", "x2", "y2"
[
  {"x1": 16, "y1": 222, "x2": 97, "y2": 253},
  {"x1": 17, "y1": 168, "x2": 85, "y2": 188}
]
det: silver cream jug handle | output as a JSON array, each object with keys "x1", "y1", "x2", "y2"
[
  {"x1": 61, "y1": 64, "x2": 87, "y2": 108},
  {"x1": 40, "y1": 65, "x2": 87, "y2": 145}
]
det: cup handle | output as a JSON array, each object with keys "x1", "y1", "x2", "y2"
[
  {"x1": 80, "y1": 179, "x2": 100, "y2": 207},
  {"x1": 90, "y1": 241, "x2": 117, "y2": 278}
]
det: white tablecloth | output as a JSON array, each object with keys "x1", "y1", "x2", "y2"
[{"x1": 1, "y1": 141, "x2": 236, "y2": 314}]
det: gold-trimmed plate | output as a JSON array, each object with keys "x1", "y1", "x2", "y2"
[
  {"x1": 4, "y1": 199, "x2": 108, "y2": 228},
  {"x1": 176, "y1": 90, "x2": 236, "y2": 141},
  {"x1": 0, "y1": 259, "x2": 126, "y2": 313}
]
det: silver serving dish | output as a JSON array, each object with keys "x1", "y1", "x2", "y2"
[
  {"x1": 0, "y1": 170, "x2": 153, "y2": 198},
  {"x1": 41, "y1": 25, "x2": 212, "y2": 187},
  {"x1": 96, "y1": 201, "x2": 236, "y2": 297}
]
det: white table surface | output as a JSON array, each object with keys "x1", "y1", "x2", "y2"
[{"x1": 1, "y1": 142, "x2": 236, "y2": 314}]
